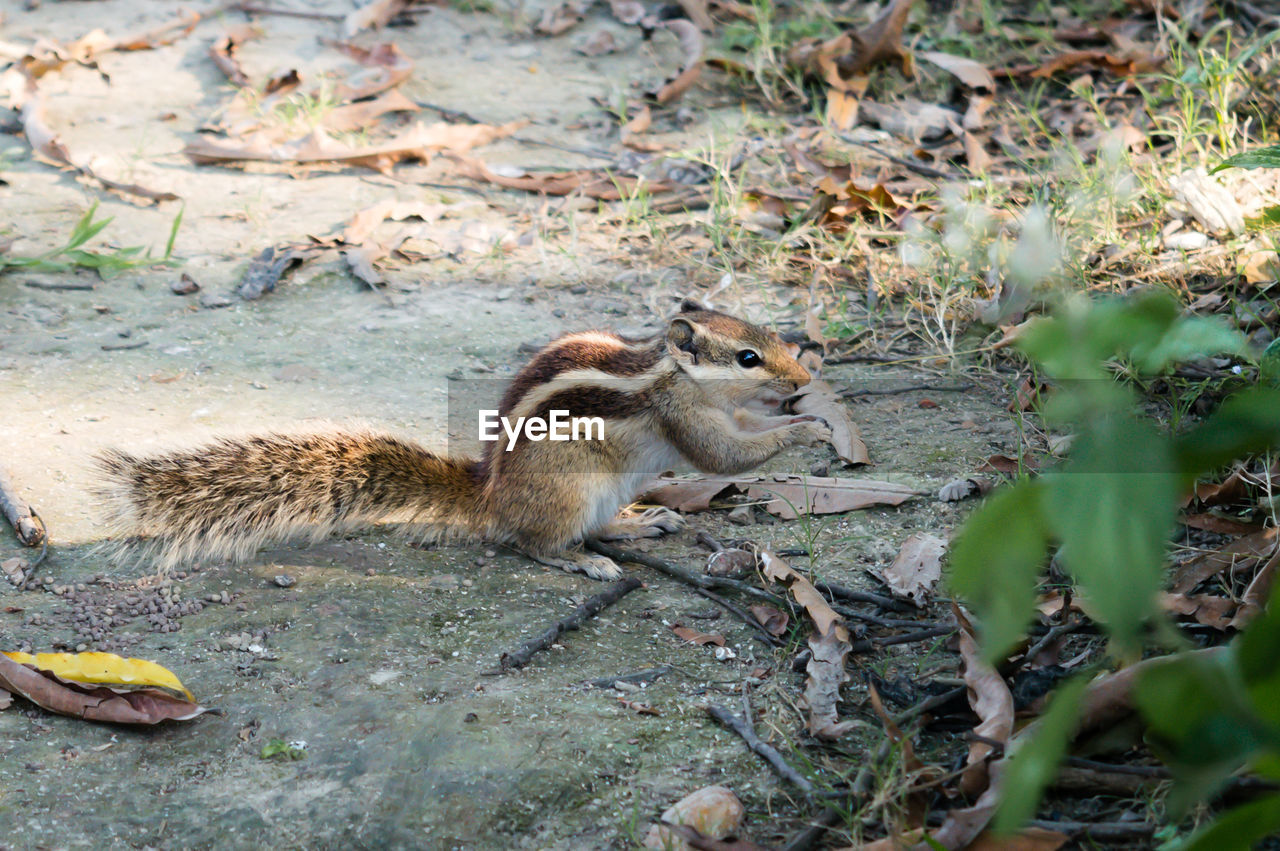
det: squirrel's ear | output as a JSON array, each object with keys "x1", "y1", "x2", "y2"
[
  {"x1": 679, "y1": 297, "x2": 706, "y2": 314},
  {"x1": 666, "y1": 316, "x2": 700, "y2": 362}
]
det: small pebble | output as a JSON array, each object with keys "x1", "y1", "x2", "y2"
[{"x1": 273, "y1": 574, "x2": 296, "y2": 588}]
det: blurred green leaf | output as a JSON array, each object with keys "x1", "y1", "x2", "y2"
[
  {"x1": 1234, "y1": 584, "x2": 1280, "y2": 732},
  {"x1": 1046, "y1": 415, "x2": 1175, "y2": 651},
  {"x1": 1177, "y1": 791, "x2": 1280, "y2": 851},
  {"x1": 948, "y1": 479, "x2": 1051, "y2": 664},
  {"x1": 1174, "y1": 389, "x2": 1280, "y2": 478},
  {"x1": 994, "y1": 674, "x2": 1089, "y2": 834},
  {"x1": 1245, "y1": 205, "x2": 1280, "y2": 230},
  {"x1": 1210, "y1": 144, "x2": 1280, "y2": 173},
  {"x1": 1136, "y1": 650, "x2": 1265, "y2": 812}
]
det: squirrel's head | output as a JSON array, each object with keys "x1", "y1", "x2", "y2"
[{"x1": 665, "y1": 299, "x2": 811, "y2": 409}]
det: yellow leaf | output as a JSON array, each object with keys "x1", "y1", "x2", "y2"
[{"x1": 2, "y1": 651, "x2": 194, "y2": 700}]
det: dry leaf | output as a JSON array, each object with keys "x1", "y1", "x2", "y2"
[
  {"x1": 1159, "y1": 591, "x2": 1235, "y2": 630},
  {"x1": 759, "y1": 549, "x2": 840, "y2": 636},
  {"x1": 343, "y1": 0, "x2": 414, "y2": 36},
  {"x1": 1180, "y1": 513, "x2": 1263, "y2": 536},
  {"x1": 804, "y1": 625, "x2": 857, "y2": 738},
  {"x1": 672, "y1": 624, "x2": 726, "y2": 646},
  {"x1": 883, "y1": 532, "x2": 945, "y2": 606},
  {"x1": 1193, "y1": 467, "x2": 1249, "y2": 506},
  {"x1": 748, "y1": 604, "x2": 789, "y2": 636},
  {"x1": 789, "y1": 380, "x2": 871, "y2": 465},
  {"x1": 238, "y1": 243, "x2": 328, "y2": 300},
  {"x1": 954, "y1": 605, "x2": 1014, "y2": 798},
  {"x1": 209, "y1": 26, "x2": 258, "y2": 88},
  {"x1": 0, "y1": 652, "x2": 209, "y2": 725},
  {"x1": 995, "y1": 47, "x2": 1165, "y2": 78},
  {"x1": 576, "y1": 29, "x2": 620, "y2": 56},
  {"x1": 323, "y1": 88, "x2": 420, "y2": 133},
  {"x1": 538, "y1": 0, "x2": 590, "y2": 35},
  {"x1": 17, "y1": 90, "x2": 177, "y2": 202},
  {"x1": 1230, "y1": 548, "x2": 1280, "y2": 629},
  {"x1": 326, "y1": 41, "x2": 414, "y2": 102},
  {"x1": 919, "y1": 49, "x2": 995, "y2": 90},
  {"x1": 976, "y1": 453, "x2": 1037, "y2": 475},
  {"x1": 650, "y1": 20, "x2": 704, "y2": 104},
  {"x1": 619, "y1": 696, "x2": 661, "y2": 716},
  {"x1": 185, "y1": 121, "x2": 523, "y2": 172},
  {"x1": 794, "y1": 0, "x2": 915, "y2": 84},
  {"x1": 449, "y1": 154, "x2": 675, "y2": 199},
  {"x1": 643, "y1": 474, "x2": 916, "y2": 518},
  {"x1": 763, "y1": 542, "x2": 857, "y2": 737},
  {"x1": 1170, "y1": 527, "x2": 1277, "y2": 593},
  {"x1": 860, "y1": 98, "x2": 962, "y2": 143},
  {"x1": 966, "y1": 827, "x2": 1070, "y2": 851}
]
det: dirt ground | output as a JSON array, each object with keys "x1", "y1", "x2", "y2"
[{"x1": 0, "y1": 2, "x2": 1021, "y2": 848}]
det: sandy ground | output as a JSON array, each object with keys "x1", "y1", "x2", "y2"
[{"x1": 0, "y1": 2, "x2": 1017, "y2": 847}]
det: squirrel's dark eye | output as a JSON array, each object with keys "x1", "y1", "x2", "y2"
[{"x1": 736, "y1": 350, "x2": 762, "y2": 368}]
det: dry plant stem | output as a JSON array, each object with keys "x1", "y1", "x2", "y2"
[
  {"x1": 815, "y1": 581, "x2": 914, "y2": 613},
  {"x1": 226, "y1": 2, "x2": 344, "y2": 20},
  {"x1": 0, "y1": 466, "x2": 46, "y2": 547},
  {"x1": 836, "y1": 134, "x2": 964, "y2": 180},
  {"x1": 841, "y1": 382, "x2": 975, "y2": 398},
  {"x1": 586, "y1": 541, "x2": 786, "y2": 607},
  {"x1": 1028, "y1": 820, "x2": 1156, "y2": 841},
  {"x1": 848, "y1": 624, "x2": 954, "y2": 653},
  {"x1": 706, "y1": 700, "x2": 816, "y2": 797},
  {"x1": 488, "y1": 577, "x2": 642, "y2": 673}
]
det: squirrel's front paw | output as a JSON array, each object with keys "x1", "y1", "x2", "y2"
[{"x1": 791, "y1": 418, "x2": 833, "y2": 446}]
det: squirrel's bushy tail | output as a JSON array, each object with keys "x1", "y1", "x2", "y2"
[{"x1": 95, "y1": 431, "x2": 485, "y2": 570}]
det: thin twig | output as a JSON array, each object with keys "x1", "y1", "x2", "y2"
[
  {"x1": 706, "y1": 700, "x2": 815, "y2": 797},
  {"x1": 485, "y1": 577, "x2": 642, "y2": 674},
  {"x1": 584, "y1": 666, "x2": 672, "y2": 689},
  {"x1": 815, "y1": 581, "x2": 915, "y2": 613},
  {"x1": 1028, "y1": 819, "x2": 1156, "y2": 840},
  {"x1": 848, "y1": 625, "x2": 955, "y2": 654},
  {"x1": 586, "y1": 541, "x2": 787, "y2": 607},
  {"x1": 226, "y1": 2, "x2": 344, "y2": 20},
  {"x1": 836, "y1": 134, "x2": 966, "y2": 180},
  {"x1": 0, "y1": 466, "x2": 46, "y2": 548},
  {"x1": 692, "y1": 585, "x2": 783, "y2": 647},
  {"x1": 840, "y1": 382, "x2": 975, "y2": 398}
]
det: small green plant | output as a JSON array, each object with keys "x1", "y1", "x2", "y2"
[
  {"x1": 0, "y1": 202, "x2": 183, "y2": 279},
  {"x1": 260, "y1": 739, "x2": 307, "y2": 761},
  {"x1": 948, "y1": 291, "x2": 1280, "y2": 845}
]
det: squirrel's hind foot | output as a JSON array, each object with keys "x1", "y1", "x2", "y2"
[
  {"x1": 595, "y1": 506, "x2": 686, "y2": 541},
  {"x1": 527, "y1": 548, "x2": 624, "y2": 581}
]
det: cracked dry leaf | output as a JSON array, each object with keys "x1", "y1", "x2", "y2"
[
  {"x1": 804, "y1": 624, "x2": 857, "y2": 738},
  {"x1": 0, "y1": 651, "x2": 209, "y2": 725},
  {"x1": 1160, "y1": 591, "x2": 1236, "y2": 630},
  {"x1": 883, "y1": 532, "x2": 945, "y2": 606},
  {"x1": 788, "y1": 379, "x2": 870, "y2": 465}
]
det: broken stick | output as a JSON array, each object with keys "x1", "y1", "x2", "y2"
[
  {"x1": 707, "y1": 699, "x2": 816, "y2": 797},
  {"x1": 0, "y1": 465, "x2": 46, "y2": 548},
  {"x1": 487, "y1": 577, "x2": 642, "y2": 673}
]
